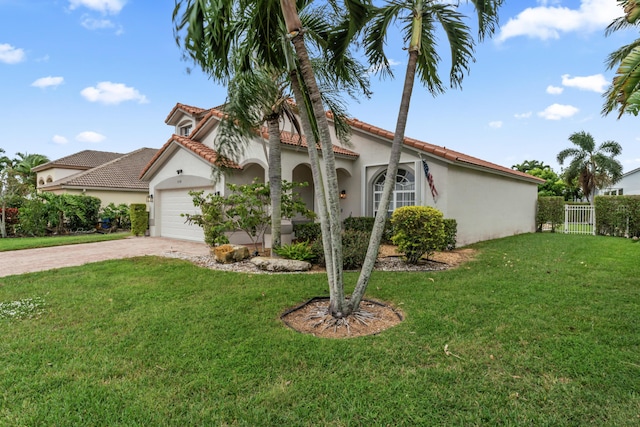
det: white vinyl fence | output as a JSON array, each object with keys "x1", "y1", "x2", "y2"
[{"x1": 564, "y1": 205, "x2": 595, "y2": 235}]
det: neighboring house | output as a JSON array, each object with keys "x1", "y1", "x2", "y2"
[
  {"x1": 34, "y1": 148, "x2": 158, "y2": 206},
  {"x1": 600, "y1": 166, "x2": 640, "y2": 196},
  {"x1": 141, "y1": 103, "x2": 544, "y2": 247}
]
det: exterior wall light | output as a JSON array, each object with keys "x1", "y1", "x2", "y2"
[
  {"x1": 147, "y1": 194, "x2": 154, "y2": 203},
  {"x1": 340, "y1": 190, "x2": 347, "y2": 199}
]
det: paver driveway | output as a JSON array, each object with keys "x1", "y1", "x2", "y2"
[{"x1": 0, "y1": 237, "x2": 210, "y2": 278}]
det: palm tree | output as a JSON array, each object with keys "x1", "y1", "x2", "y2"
[
  {"x1": 603, "y1": 0, "x2": 640, "y2": 117},
  {"x1": 344, "y1": 0, "x2": 504, "y2": 313},
  {"x1": 13, "y1": 152, "x2": 49, "y2": 189},
  {"x1": 556, "y1": 131, "x2": 623, "y2": 203}
]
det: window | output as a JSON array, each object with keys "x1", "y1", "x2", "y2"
[
  {"x1": 180, "y1": 125, "x2": 192, "y2": 136},
  {"x1": 373, "y1": 168, "x2": 415, "y2": 216}
]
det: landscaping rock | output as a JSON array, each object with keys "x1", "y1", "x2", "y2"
[
  {"x1": 213, "y1": 244, "x2": 250, "y2": 263},
  {"x1": 250, "y1": 257, "x2": 312, "y2": 272}
]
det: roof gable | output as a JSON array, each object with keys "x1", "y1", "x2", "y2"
[
  {"x1": 40, "y1": 148, "x2": 157, "y2": 191},
  {"x1": 33, "y1": 150, "x2": 124, "y2": 172}
]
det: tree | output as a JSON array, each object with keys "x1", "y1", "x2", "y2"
[
  {"x1": 345, "y1": 0, "x2": 504, "y2": 313},
  {"x1": 13, "y1": 152, "x2": 49, "y2": 190},
  {"x1": 174, "y1": 0, "x2": 365, "y2": 257},
  {"x1": 174, "y1": 0, "x2": 503, "y2": 320},
  {"x1": 512, "y1": 160, "x2": 550, "y2": 173},
  {"x1": 556, "y1": 131, "x2": 623, "y2": 203},
  {"x1": 603, "y1": 0, "x2": 640, "y2": 117}
]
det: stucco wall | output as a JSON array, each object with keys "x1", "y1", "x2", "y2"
[{"x1": 445, "y1": 166, "x2": 538, "y2": 246}]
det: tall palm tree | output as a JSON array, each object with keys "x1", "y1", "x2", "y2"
[
  {"x1": 344, "y1": 0, "x2": 503, "y2": 313},
  {"x1": 603, "y1": 0, "x2": 640, "y2": 117},
  {"x1": 556, "y1": 131, "x2": 623, "y2": 203}
]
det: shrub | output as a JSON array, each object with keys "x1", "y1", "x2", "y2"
[
  {"x1": 536, "y1": 196, "x2": 564, "y2": 232},
  {"x1": 274, "y1": 241, "x2": 315, "y2": 261},
  {"x1": 293, "y1": 222, "x2": 322, "y2": 242},
  {"x1": 100, "y1": 203, "x2": 131, "y2": 230},
  {"x1": 130, "y1": 204, "x2": 148, "y2": 236},
  {"x1": 391, "y1": 206, "x2": 444, "y2": 264},
  {"x1": 595, "y1": 195, "x2": 640, "y2": 237},
  {"x1": 310, "y1": 229, "x2": 370, "y2": 270},
  {"x1": 343, "y1": 216, "x2": 394, "y2": 244},
  {"x1": 342, "y1": 229, "x2": 370, "y2": 270},
  {"x1": 441, "y1": 218, "x2": 457, "y2": 251},
  {"x1": 16, "y1": 198, "x2": 50, "y2": 236}
]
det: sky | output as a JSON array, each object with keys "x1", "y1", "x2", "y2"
[{"x1": 1, "y1": 0, "x2": 639, "y2": 174}]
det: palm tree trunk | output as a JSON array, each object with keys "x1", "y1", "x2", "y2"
[
  {"x1": 280, "y1": 0, "x2": 347, "y2": 317},
  {"x1": 349, "y1": 48, "x2": 420, "y2": 313},
  {"x1": 267, "y1": 117, "x2": 283, "y2": 252}
]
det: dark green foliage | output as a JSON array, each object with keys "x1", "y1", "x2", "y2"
[
  {"x1": 341, "y1": 229, "x2": 370, "y2": 270},
  {"x1": 274, "y1": 241, "x2": 315, "y2": 261},
  {"x1": 130, "y1": 204, "x2": 148, "y2": 236},
  {"x1": 16, "y1": 197, "x2": 50, "y2": 236},
  {"x1": 391, "y1": 206, "x2": 445, "y2": 264},
  {"x1": 16, "y1": 193, "x2": 101, "y2": 236},
  {"x1": 311, "y1": 229, "x2": 370, "y2": 269},
  {"x1": 595, "y1": 195, "x2": 640, "y2": 237},
  {"x1": 293, "y1": 222, "x2": 322, "y2": 242},
  {"x1": 100, "y1": 203, "x2": 131, "y2": 230},
  {"x1": 441, "y1": 218, "x2": 457, "y2": 250},
  {"x1": 343, "y1": 216, "x2": 394, "y2": 244},
  {"x1": 536, "y1": 196, "x2": 564, "y2": 232}
]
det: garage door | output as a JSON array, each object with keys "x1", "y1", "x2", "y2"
[{"x1": 159, "y1": 188, "x2": 208, "y2": 242}]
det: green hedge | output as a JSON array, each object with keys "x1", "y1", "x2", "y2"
[
  {"x1": 442, "y1": 218, "x2": 457, "y2": 251},
  {"x1": 536, "y1": 196, "x2": 564, "y2": 232},
  {"x1": 130, "y1": 204, "x2": 148, "y2": 236},
  {"x1": 343, "y1": 216, "x2": 394, "y2": 244},
  {"x1": 293, "y1": 222, "x2": 322, "y2": 242},
  {"x1": 595, "y1": 195, "x2": 640, "y2": 237}
]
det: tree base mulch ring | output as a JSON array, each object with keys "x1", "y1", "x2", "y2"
[{"x1": 281, "y1": 297, "x2": 403, "y2": 339}]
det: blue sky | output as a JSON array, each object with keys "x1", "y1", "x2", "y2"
[{"x1": 1, "y1": 0, "x2": 639, "y2": 174}]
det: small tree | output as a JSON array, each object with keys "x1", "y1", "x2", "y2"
[
  {"x1": 184, "y1": 180, "x2": 313, "y2": 251},
  {"x1": 391, "y1": 206, "x2": 445, "y2": 264}
]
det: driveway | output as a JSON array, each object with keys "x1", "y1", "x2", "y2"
[{"x1": 0, "y1": 237, "x2": 210, "y2": 278}]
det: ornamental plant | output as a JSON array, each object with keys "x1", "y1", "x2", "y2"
[{"x1": 391, "y1": 206, "x2": 445, "y2": 264}]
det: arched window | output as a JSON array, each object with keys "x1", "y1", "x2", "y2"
[
  {"x1": 373, "y1": 168, "x2": 415, "y2": 216},
  {"x1": 46, "y1": 176, "x2": 53, "y2": 183}
]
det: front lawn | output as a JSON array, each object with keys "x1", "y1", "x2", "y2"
[
  {"x1": 0, "y1": 232, "x2": 130, "y2": 252},
  {"x1": 0, "y1": 233, "x2": 638, "y2": 425}
]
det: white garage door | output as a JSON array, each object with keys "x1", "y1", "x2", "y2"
[{"x1": 159, "y1": 188, "x2": 208, "y2": 242}]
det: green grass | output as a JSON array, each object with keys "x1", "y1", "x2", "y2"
[
  {"x1": 0, "y1": 233, "x2": 638, "y2": 425},
  {"x1": 0, "y1": 232, "x2": 131, "y2": 252}
]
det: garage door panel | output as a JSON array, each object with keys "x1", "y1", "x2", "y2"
[{"x1": 159, "y1": 189, "x2": 209, "y2": 242}]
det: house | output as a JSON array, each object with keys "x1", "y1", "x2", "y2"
[
  {"x1": 34, "y1": 148, "x2": 158, "y2": 206},
  {"x1": 600, "y1": 166, "x2": 640, "y2": 196},
  {"x1": 140, "y1": 103, "x2": 544, "y2": 247}
]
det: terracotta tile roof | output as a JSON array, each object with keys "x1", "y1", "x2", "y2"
[
  {"x1": 32, "y1": 150, "x2": 124, "y2": 172},
  {"x1": 140, "y1": 135, "x2": 241, "y2": 179},
  {"x1": 164, "y1": 103, "x2": 211, "y2": 124},
  {"x1": 346, "y1": 117, "x2": 544, "y2": 183},
  {"x1": 258, "y1": 128, "x2": 359, "y2": 158},
  {"x1": 40, "y1": 148, "x2": 158, "y2": 191}
]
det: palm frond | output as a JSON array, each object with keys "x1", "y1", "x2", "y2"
[{"x1": 603, "y1": 46, "x2": 640, "y2": 117}]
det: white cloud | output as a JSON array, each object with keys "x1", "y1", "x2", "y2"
[
  {"x1": 68, "y1": 0, "x2": 126, "y2": 14},
  {"x1": 561, "y1": 73, "x2": 609, "y2": 93},
  {"x1": 537, "y1": 103, "x2": 579, "y2": 120},
  {"x1": 489, "y1": 121, "x2": 503, "y2": 129},
  {"x1": 76, "y1": 131, "x2": 106, "y2": 143},
  {"x1": 80, "y1": 81, "x2": 148, "y2": 105},
  {"x1": 81, "y1": 17, "x2": 114, "y2": 30},
  {"x1": 514, "y1": 112, "x2": 532, "y2": 119},
  {"x1": 0, "y1": 43, "x2": 26, "y2": 64},
  {"x1": 497, "y1": 0, "x2": 621, "y2": 42},
  {"x1": 31, "y1": 76, "x2": 64, "y2": 89},
  {"x1": 546, "y1": 85, "x2": 564, "y2": 95},
  {"x1": 52, "y1": 135, "x2": 69, "y2": 145}
]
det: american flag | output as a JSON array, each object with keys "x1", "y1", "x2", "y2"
[{"x1": 422, "y1": 159, "x2": 438, "y2": 200}]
